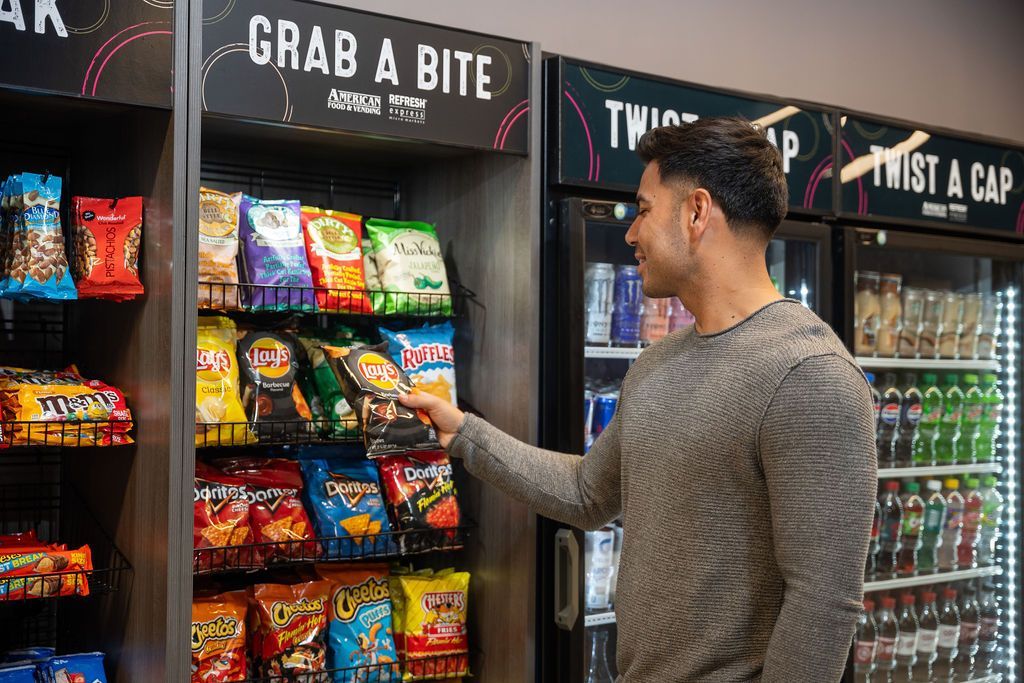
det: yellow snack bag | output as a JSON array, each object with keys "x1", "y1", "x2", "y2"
[
  {"x1": 195, "y1": 316, "x2": 253, "y2": 446},
  {"x1": 398, "y1": 571, "x2": 470, "y2": 681}
]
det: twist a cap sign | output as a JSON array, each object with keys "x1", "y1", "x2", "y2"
[{"x1": 201, "y1": 0, "x2": 530, "y2": 154}]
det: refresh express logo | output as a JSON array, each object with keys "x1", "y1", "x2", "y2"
[
  {"x1": 327, "y1": 89, "x2": 381, "y2": 115},
  {"x1": 388, "y1": 93, "x2": 427, "y2": 124}
]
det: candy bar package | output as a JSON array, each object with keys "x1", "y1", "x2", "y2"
[
  {"x1": 71, "y1": 196, "x2": 144, "y2": 301},
  {"x1": 300, "y1": 207, "x2": 371, "y2": 313},
  {"x1": 364, "y1": 219, "x2": 450, "y2": 315},
  {"x1": 379, "y1": 322, "x2": 457, "y2": 405},
  {"x1": 236, "y1": 329, "x2": 312, "y2": 435},
  {"x1": 239, "y1": 196, "x2": 315, "y2": 312},
  {"x1": 0, "y1": 545, "x2": 93, "y2": 600},
  {"x1": 198, "y1": 187, "x2": 243, "y2": 310},
  {"x1": 321, "y1": 343, "x2": 440, "y2": 457}
]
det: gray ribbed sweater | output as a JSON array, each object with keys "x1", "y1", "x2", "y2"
[{"x1": 448, "y1": 300, "x2": 878, "y2": 682}]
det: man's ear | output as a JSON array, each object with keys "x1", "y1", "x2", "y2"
[{"x1": 686, "y1": 188, "x2": 713, "y2": 242}]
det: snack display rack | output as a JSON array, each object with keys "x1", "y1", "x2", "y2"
[
  {"x1": 235, "y1": 651, "x2": 467, "y2": 683},
  {"x1": 1, "y1": 420, "x2": 134, "y2": 448},
  {"x1": 194, "y1": 418, "x2": 360, "y2": 448}
]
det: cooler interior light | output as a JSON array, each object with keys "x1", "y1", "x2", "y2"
[{"x1": 1005, "y1": 286, "x2": 1018, "y2": 682}]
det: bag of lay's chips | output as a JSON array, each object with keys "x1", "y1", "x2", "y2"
[
  {"x1": 396, "y1": 571, "x2": 470, "y2": 681},
  {"x1": 379, "y1": 323, "x2": 457, "y2": 406},
  {"x1": 364, "y1": 219, "x2": 451, "y2": 316},
  {"x1": 317, "y1": 564, "x2": 400, "y2": 683},
  {"x1": 195, "y1": 316, "x2": 255, "y2": 447},
  {"x1": 237, "y1": 329, "x2": 313, "y2": 439},
  {"x1": 300, "y1": 457, "x2": 396, "y2": 559},
  {"x1": 191, "y1": 591, "x2": 248, "y2": 682}
]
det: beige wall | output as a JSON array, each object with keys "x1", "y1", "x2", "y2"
[{"x1": 335, "y1": 0, "x2": 1024, "y2": 145}]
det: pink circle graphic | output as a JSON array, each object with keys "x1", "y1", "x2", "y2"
[
  {"x1": 81, "y1": 21, "x2": 171, "y2": 97},
  {"x1": 493, "y1": 99, "x2": 528, "y2": 150},
  {"x1": 563, "y1": 87, "x2": 595, "y2": 181}
]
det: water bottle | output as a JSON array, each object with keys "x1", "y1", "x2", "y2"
[
  {"x1": 938, "y1": 479, "x2": 964, "y2": 571},
  {"x1": 585, "y1": 628, "x2": 615, "y2": 683},
  {"x1": 978, "y1": 476, "x2": 1004, "y2": 565},
  {"x1": 975, "y1": 374, "x2": 1004, "y2": 463}
]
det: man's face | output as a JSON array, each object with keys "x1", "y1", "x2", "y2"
[{"x1": 625, "y1": 161, "x2": 689, "y2": 298}]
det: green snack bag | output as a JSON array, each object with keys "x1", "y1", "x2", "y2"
[
  {"x1": 297, "y1": 328, "x2": 366, "y2": 438},
  {"x1": 364, "y1": 218, "x2": 452, "y2": 315}
]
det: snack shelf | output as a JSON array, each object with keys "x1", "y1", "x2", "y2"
[
  {"x1": 864, "y1": 565, "x2": 1002, "y2": 592},
  {"x1": 584, "y1": 611, "x2": 616, "y2": 627},
  {"x1": 584, "y1": 346, "x2": 643, "y2": 360},
  {"x1": 236, "y1": 651, "x2": 469, "y2": 683},
  {"x1": 855, "y1": 356, "x2": 1001, "y2": 371},
  {"x1": 193, "y1": 526, "x2": 468, "y2": 575},
  {"x1": 878, "y1": 463, "x2": 1003, "y2": 478},
  {"x1": 198, "y1": 281, "x2": 474, "y2": 319},
  {"x1": 194, "y1": 419, "x2": 361, "y2": 448},
  {"x1": 0, "y1": 420, "x2": 134, "y2": 449}
]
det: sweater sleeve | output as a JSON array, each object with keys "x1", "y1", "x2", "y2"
[
  {"x1": 758, "y1": 354, "x2": 878, "y2": 683},
  {"x1": 447, "y1": 411, "x2": 621, "y2": 531}
]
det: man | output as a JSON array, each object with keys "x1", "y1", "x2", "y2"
[{"x1": 400, "y1": 117, "x2": 877, "y2": 682}]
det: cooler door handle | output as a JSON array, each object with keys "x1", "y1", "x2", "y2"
[{"x1": 554, "y1": 528, "x2": 580, "y2": 630}]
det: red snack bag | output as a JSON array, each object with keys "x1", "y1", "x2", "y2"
[
  {"x1": 192, "y1": 590, "x2": 248, "y2": 683},
  {"x1": 249, "y1": 580, "x2": 331, "y2": 680},
  {"x1": 219, "y1": 458, "x2": 317, "y2": 563},
  {"x1": 0, "y1": 544, "x2": 92, "y2": 600},
  {"x1": 71, "y1": 196, "x2": 144, "y2": 301},
  {"x1": 300, "y1": 207, "x2": 371, "y2": 313},
  {"x1": 194, "y1": 461, "x2": 254, "y2": 572},
  {"x1": 377, "y1": 451, "x2": 461, "y2": 553},
  {"x1": 0, "y1": 530, "x2": 39, "y2": 547}
]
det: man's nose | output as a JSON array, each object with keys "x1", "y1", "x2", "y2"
[{"x1": 624, "y1": 219, "x2": 638, "y2": 247}]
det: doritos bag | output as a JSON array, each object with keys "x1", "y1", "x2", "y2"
[
  {"x1": 300, "y1": 457, "x2": 394, "y2": 559},
  {"x1": 396, "y1": 571, "x2": 470, "y2": 680},
  {"x1": 193, "y1": 461, "x2": 254, "y2": 572},
  {"x1": 377, "y1": 452, "x2": 461, "y2": 552},
  {"x1": 196, "y1": 316, "x2": 254, "y2": 447},
  {"x1": 379, "y1": 322, "x2": 457, "y2": 405},
  {"x1": 300, "y1": 207, "x2": 371, "y2": 314},
  {"x1": 191, "y1": 591, "x2": 248, "y2": 683},
  {"x1": 317, "y1": 564, "x2": 399, "y2": 682},
  {"x1": 322, "y1": 344, "x2": 440, "y2": 458},
  {"x1": 219, "y1": 458, "x2": 316, "y2": 563},
  {"x1": 250, "y1": 581, "x2": 331, "y2": 680}
]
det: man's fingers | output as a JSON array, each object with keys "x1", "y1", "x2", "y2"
[{"x1": 399, "y1": 389, "x2": 437, "y2": 410}]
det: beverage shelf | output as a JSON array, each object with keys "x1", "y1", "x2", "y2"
[
  {"x1": 584, "y1": 611, "x2": 616, "y2": 627},
  {"x1": 964, "y1": 675, "x2": 1002, "y2": 683},
  {"x1": 864, "y1": 565, "x2": 1002, "y2": 592},
  {"x1": 856, "y1": 356, "x2": 1001, "y2": 372},
  {"x1": 878, "y1": 463, "x2": 1002, "y2": 479},
  {"x1": 584, "y1": 346, "x2": 643, "y2": 360}
]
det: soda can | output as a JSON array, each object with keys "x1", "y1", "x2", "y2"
[
  {"x1": 639, "y1": 296, "x2": 670, "y2": 345},
  {"x1": 592, "y1": 392, "x2": 618, "y2": 435},
  {"x1": 583, "y1": 390, "x2": 594, "y2": 441},
  {"x1": 611, "y1": 265, "x2": 643, "y2": 346},
  {"x1": 584, "y1": 263, "x2": 615, "y2": 345}
]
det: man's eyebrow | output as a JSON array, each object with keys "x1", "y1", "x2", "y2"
[{"x1": 636, "y1": 193, "x2": 652, "y2": 205}]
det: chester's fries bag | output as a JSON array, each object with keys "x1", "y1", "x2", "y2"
[
  {"x1": 250, "y1": 581, "x2": 331, "y2": 680},
  {"x1": 379, "y1": 322, "x2": 457, "y2": 405},
  {"x1": 198, "y1": 187, "x2": 243, "y2": 310},
  {"x1": 0, "y1": 545, "x2": 92, "y2": 600},
  {"x1": 191, "y1": 591, "x2": 248, "y2": 683},
  {"x1": 196, "y1": 316, "x2": 254, "y2": 447},
  {"x1": 396, "y1": 571, "x2": 470, "y2": 681},
  {"x1": 219, "y1": 457, "x2": 316, "y2": 563},
  {"x1": 322, "y1": 344, "x2": 440, "y2": 458},
  {"x1": 364, "y1": 219, "x2": 450, "y2": 316},
  {"x1": 317, "y1": 564, "x2": 399, "y2": 682},
  {"x1": 301, "y1": 457, "x2": 395, "y2": 559},
  {"x1": 193, "y1": 461, "x2": 254, "y2": 572},
  {"x1": 301, "y1": 207, "x2": 371, "y2": 314}
]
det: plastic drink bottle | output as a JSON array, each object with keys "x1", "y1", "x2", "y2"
[
  {"x1": 935, "y1": 588, "x2": 961, "y2": 676},
  {"x1": 958, "y1": 374, "x2": 983, "y2": 463},
  {"x1": 938, "y1": 479, "x2": 964, "y2": 571},
  {"x1": 866, "y1": 372, "x2": 882, "y2": 432},
  {"x1": 894, "y1": 373, "x2": 923, "y2": 467},
  {"x1": 585, "y1": 628, "x2": 614, "y2": 683},
  {"x1": 917, "y1": 480, "x2": 946, "y2": 573},
  {"x1": 898, "y1": 482, "x2": 924, "y2": 575},
  {"x1": 913, "y1": 374, "x2": 942, "y2": 466},
  {"x1": 957, "y1": 478, "x2": 983, "y2": 568},
  {"x1": 955, "y1": 583, "x2": 980, "y2": 680},
  {"x1": 975, "y1": 374, "x2": 1003, "y2": 463},
  {"x1": 978, "y1": 476, "x2": 1004, "y2": 566},
  {"x1": 878, "y1": 373, "x2": 902, "y2": 467},
  {"x1": 896, "y1": 593, "x2": 918, "y2": 677},
  {"x1": 854, "y1": 598, "x2": 879, "y2": 682},
  {"x1": 914, "y1": 591, "x2": 939, "y2": 682},
  {"x1": 877, "y1": 480, "x2": 904, "y2": 577},
  {"x1": 876, "y1": 596, "x2": 900, "y2": 680},
  {"x1": 977, "y1": 582, "x2": 1000, "y2": 673},
  {"x1": 934, "y1": 374, "x2": 963, "y2": 465},
  {"x1": 867, "y1": 497, "x2": 881, "y2": 578}
]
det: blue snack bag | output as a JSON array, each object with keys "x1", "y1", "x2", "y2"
[
  {"x1": 40, "y1": 652, "x2": 107, "y2": 683},
  {"x1": 301, "y1": 457, "x2": 396, "y2": 559},
  {"x1": 17, "y1": 173, "x2": 76, "y2": 301},
  {"x1": 0, "y1": 664, "x2": 35, "y2": 683},
  {"x1": 0, "y1": 647, "x2": 54, "y2": 665},
  {"x1": 378, "y1": 322, "x2": 457, "y2": 405}
]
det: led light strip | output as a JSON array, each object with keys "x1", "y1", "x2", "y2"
[{"x1": 1005, "y1": 287, "x2": 1018, "y2": 683}]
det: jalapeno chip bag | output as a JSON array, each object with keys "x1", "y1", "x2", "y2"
[{"x1": 364, "y1": 219, "x2": 451, "y2": 316}]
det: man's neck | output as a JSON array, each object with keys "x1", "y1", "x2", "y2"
[{"x1": 680, "y1": 273, "x2": 784, "y2": 336}]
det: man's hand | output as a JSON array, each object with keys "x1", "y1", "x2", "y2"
[{"x1": 399, "y1": 389, "x2": 465, "y2": 449}]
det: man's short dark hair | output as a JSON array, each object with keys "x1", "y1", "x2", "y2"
[{"x1": 637, "y1": 117, "x2": 788, "y2": 239}]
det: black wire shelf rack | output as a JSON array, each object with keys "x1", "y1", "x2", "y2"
[
  {"x1": 194, "y1": 418, "x2": 363, "y2": 448},
  {"x1": 237, "y1": 651, "x2": 470, "y2": 683},
  {"x1": 0, "y1": 419, "x2": 134, "y2": 449}
]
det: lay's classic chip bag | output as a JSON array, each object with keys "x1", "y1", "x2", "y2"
[
  {"x1": 196, "y1": 317, "x2": 254, "y2": 446},
  {"x1": 379, "y1": 322, "x2": 457, "y2": 406},
  {"x1": 300, "y1": 457, "x2": 395, "y2": 559}
]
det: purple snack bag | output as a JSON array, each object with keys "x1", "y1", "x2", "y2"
[{"x1": 238, "y1": 195, "x2": 316, "y2": 311}]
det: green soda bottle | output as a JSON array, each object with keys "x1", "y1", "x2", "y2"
[
  {"x1": 958, "y1": 374, "x2": 983, "y2": 464},
  {"x1": 913, "y1": 373, "x2": 943, "y2": 466},
  {"x1": 934, "y1": 374, "x2": 963, "y2": 465},
  {"x1": 918, "y1": 479, "x2": 947, "y2": 573},
  {"x1": 975, "y1": 374, "x2": 1004, "y2": 463}
]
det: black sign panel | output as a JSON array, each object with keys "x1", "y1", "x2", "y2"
[
  {"x1": 0, "y1": 0, "x2": 173, "y2": 108},
  {"x1": 201, "y1": 0, "x2": 530, "y2": 154},
  {"x1": 839, "y1": 117, "x2": 1024, "y2": 235},
  {"x1": 555, "y1": 58, "x2": 834, "y2": 212}
]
